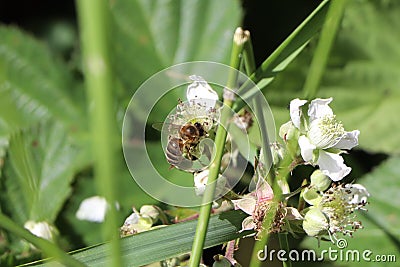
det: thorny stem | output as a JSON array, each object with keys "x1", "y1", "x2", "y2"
[
  {"x1": 303, "y1": 0, "x2": 347, "y2": 99},
  {"x1": 189, "y1": 28, "x2": 248, "y2": 267},
  {"x1": 224, "y1": 240, "x2": 237, "y2": 264}
]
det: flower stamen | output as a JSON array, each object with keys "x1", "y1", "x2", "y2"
[{"x1": 308, "y1": 115, "x2": 345, "y2": 149}]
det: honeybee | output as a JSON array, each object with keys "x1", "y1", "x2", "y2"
[{"x1": 155, "y1": 121, "x2": 208, "y2": 168}]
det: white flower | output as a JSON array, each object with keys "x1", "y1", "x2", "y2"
[
  {"x1": 232, "y1": 177, "x2": 274, "y2": 233},
  {"x1": 24, "y1": 221, "x2": 57, "y2": 242},
  {"x1": 120, "y1": 206, "x2": 161, "y2": 236},
  {"x1": 76, "y1": 196, "x2": 119, "y2": 223},
  {"x1": 289, "y1": 98, "x2": 360, "y2": 181},
  {"x1": 303, "y1": 183, "x2": 369, "y2": 239},
  {"x1": 193, "y1": 169, "x2": 227, "y2": 197},
  {"x1": 186, "y1": 75, "x2": 219, "y2": 110}
]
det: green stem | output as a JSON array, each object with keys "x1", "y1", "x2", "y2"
[
  {"x1": 242, "y1": 31, "x2": 292, "y2": 267},
  {"x1": 0, "y1": 212, "x2": 85, "y2": 267},
  {"x1": 278, "y1": 233, "x2": 293, "y2": 267},
  {"x1": 189, "y1": 28, "x2": 247, "y2": 267},
  {"x1": 303, "y1": 0, "x2": 347, "y2": 99},
  {"x1": 242, "y1": 31, "x2": 275, "y2": 184},
  {"x1": 242, "y1": 31, "x2": 256, "y2": 75},
  {"x1": 76, "y1": 1, "x2": 122, "y2": 266},
  {"x1": 298, "y1": 178, "x2": 309, "y2": 212}
]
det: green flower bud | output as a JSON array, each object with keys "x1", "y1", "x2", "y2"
[
  {"x1": 310, "y1": 169, "x2": 331, "y2": 191},
  {"x1": 279, "y1": 121, "x2": 297, "y2": 141},
  {"x1": 303, "y1": 187, "x2": 322, "y2": 206},
  {"x1": 140, "y1": 205, "x2": 159, "y2": 222},
  {"x1": 24, "y1": 221, "x2": 58, "y2": 242},
  {"x1": 303, "y1": 207, "x2": 329, "y2": 237},
  {"x1": 212, "y1": 255, "x2": 232, "y2": 267}
]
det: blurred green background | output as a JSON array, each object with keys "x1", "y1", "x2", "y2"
[{"x1": 0, "y1": 0, "x2": 399, "y2": 266}]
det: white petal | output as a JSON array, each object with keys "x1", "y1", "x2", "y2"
[
  {"x1": 333, "y1": 130, "x2": 360, "y2": 150},
  {"x1": 284, "y1": 207, "x2": 304, "y2": 220},
  {"x1": 232, "y1": 196, "x2": 257, "y2": 215},
  {"x1": 187, "y1": 75, "x2": 218, "y2": 110},
  {"x1": 123, "y1": 212, "x2": 140, "y2": 226},
  {"x1": 24, "y1": 221, "x2": 55, "y2": 241},
  {"x1": 298, "y1": 135, "x2": 316, "y2": 162},
  {"x1": 76, "y1": 196, "x2": 108, "y2": 223},
  {"x1": 308, "y1": 98, "x2": 333, "y2": 123},
  {"x1": 240, "y1": 216, "x2": 256, "y2": 232},
  {"x1": 289, "y1": 98, "x2": 308, "y2": 129},
  {"x1": 194, "y1": 170, "x2": 209, "y2": 196},
  {"x1": 345, "y1": 184, "x2": 370, "y2": 204},
  {"x1": 255, "y1": 178, "x2": 274, "y2": 202},
  {"x1": 317, "y1": 151, "x2": 351, "y2": 181}
]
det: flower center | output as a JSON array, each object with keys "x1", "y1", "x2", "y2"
[
  {"x1": 308, "y1": 115, "x2": 345, "y2": 149},
  {"x1": 320, "y1": 184, "x2": 368, "y2": 237}
]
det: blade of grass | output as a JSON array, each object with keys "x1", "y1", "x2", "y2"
[
  {"x1": 0, "y1": 212, "x2": 85, "y2": 267},
  {"x1": 189, "y1": 27, "x2": 247, "y2": 267},
  {"x1": 76, "y1": 0, "x2": 121, "y2": 266},
  {"x1": 25, "y1": 210, "x2": 251, "y2": 267},
  {"x1": 302, "y1": 0, "x2": 348, "y2": 99}
]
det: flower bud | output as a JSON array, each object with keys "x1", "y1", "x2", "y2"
[
  {"x1": 120, "y1": 211, "x2": 153, "y2": 237},
  {"x1": 303, "y1": 207, "x2": 329, "y2": 237},
  {"x1": 310, "y1": 169, "x2": 331, "y2": 191},
  {"x1": 24, "y1": 221, "x2": 57, "y2": 242},
  {"x1": 139, "y1": 205, "x2": 159, "y2": 222},
  {"x1": 212, "y1": 255, "x2": 233, "y2": 267},
  {"x1": 303, "y1": 187, "x2": 322, "y2": 206},
  {"x1": 279, "y1": 121, "x2": 297, "y2": 142}
]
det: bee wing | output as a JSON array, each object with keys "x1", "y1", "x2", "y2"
[
  {"x1": 151, "y1": 122, "x2": 165, "y2": 132},
  {"x1": 152, "y1": 122, "x2": 181, "y2": 134}
]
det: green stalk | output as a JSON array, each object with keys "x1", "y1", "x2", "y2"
[
  {"x1": 189, "y1": 28, "x2": 247, "y2": 267},
  {"x1": 302, "y1": 0, "x2": 347, "y2": 99},
  {"x1": 242, "y1": 32, "x2": 275, "y2": 184},
  {"x1": 242, "y1": 32, "x2": 292, "y2": 267},
  {"x1": 76, "y1": 1, "x2": 122, "y2": 266},
  {"x1": 278, "y1": 233, "x2": 292, "y2": 267},
  {"x1": 0, "y1": 212, "x2": 85, "y2": 267}
]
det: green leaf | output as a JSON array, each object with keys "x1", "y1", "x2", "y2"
[
  {"x1": 0, "y1": 26, "x2": 86, "y2": 136},
  {"x1": 110, "y1": 0, "x2": 242, "y2": 122},
  {"x1": 358, "y1": 156, "x2": 400, "y2": 240},
  {"x1": 1, "y1": 121, "x2": 85, "y2": 224},
  {"x1": 29, "y1": 210, "x2": 252, "y2": 266},
  {"x1": 301, "y1": 157, "x2": 400, "y2": 266},
  {"x1": 317, "y1": 0, "x2": 400, "y2": 155},
  {"x1": 267, "y1": 0, "x2": 400, "y2": 154}
]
